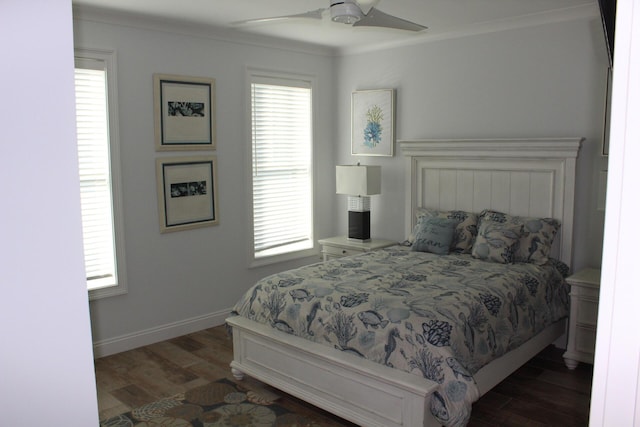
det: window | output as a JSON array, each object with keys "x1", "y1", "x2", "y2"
[
  {"x1": 74, "y1": 48, "x2": 127, "y2": 299},
  {"x1": 250, "y1": 72, "x2": 314, "y2": 263}
]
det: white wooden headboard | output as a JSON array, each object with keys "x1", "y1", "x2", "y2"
[{"x1": 398, "y1": 138, "x2": 582, "y2": 267}]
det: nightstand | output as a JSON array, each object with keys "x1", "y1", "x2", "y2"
[
  {"x1": 563, "y1": 268, "x2": 601, "y2": 369},
  {"x1": 318, "y1": 236, "x2": 397, "y2": 261}
]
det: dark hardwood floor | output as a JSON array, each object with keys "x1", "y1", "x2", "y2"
[{"x1": 94, "y1": 325, "x2": 592, "y2": 426}]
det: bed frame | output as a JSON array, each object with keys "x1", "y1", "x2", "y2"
[{"x1": 228, "y1": 138, "x2": 582, "y2": 427}]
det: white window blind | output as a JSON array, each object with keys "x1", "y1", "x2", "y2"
[
  {"x1": 251, "y1": 77, "x2": 313, "y2": 259},
  {"x1": 74, "y1": 50, "x2": 126, "y2": 298}
]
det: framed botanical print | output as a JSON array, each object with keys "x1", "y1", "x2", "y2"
[{"x1": 351, "y1": 89, "x2": 395, "y2": 156}]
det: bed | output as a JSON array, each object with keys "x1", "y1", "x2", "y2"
[{"x1": 227, "y1": 138, "x2": 582, "y2": 427}]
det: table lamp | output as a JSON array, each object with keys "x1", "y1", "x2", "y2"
[{"x1": 336, "y1": 164, "x2": 381, "y2": 241}]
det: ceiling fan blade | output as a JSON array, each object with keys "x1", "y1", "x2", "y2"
[
  {"x1": 233, "y1": 8, "x2": 325, "y2": 26},
  {"x1": 355, "y1": 0, "x2": 380, "y2": 15},
  {"x1": 353, "y1": 7, "x2": 427, "y2": 32}
]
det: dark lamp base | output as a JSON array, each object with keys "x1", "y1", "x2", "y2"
[{"x1": 348, "y1": 211, "x2": 371, "y2": 241}]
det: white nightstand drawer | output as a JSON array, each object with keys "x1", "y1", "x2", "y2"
[
  {"x1": 576, "y1": 299, "x2": 599, "y2": 326},
  {"x1": 563, "y1": 267, "x2": 601, "y2": 369},
  {"x1": 575, "y1": 325, "x2": 597, "y2": 354},
  {"x1": 322, "y1": 245, "x2": 361, "y2": 258},
  {"x1": 318, "y1": 236, "x2": 397, "y2": 261},
  {"x1": 572, "y1": 285, "x2": 600, "y2": 300}
]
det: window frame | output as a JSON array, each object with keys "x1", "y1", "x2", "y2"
[
  {"x1": 247, "y1": 68, "x2": 316, "y2": 267},
  {"x1": 74, "y1": 47, "x2": 127, "y2": 300}
]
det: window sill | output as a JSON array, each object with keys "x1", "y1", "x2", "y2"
[
  {"x1": 250, "y1": 246, "x2": 318, "y2": 268},
  {"x1": 89, "y1": 283, "x2": 127, "y2": 301}
]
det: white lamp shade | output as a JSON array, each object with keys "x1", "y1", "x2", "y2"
[{"x1": 336, "y1": 165, "x2": 381, "y2": 196}]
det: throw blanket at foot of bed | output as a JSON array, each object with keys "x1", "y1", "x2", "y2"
[{"x1": 232, "y1": 246, "x2": 569, "y2": 426}]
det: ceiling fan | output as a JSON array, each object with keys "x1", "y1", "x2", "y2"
[{"x1": 235, "y1": 0, "x2": 427, "y2": 32}]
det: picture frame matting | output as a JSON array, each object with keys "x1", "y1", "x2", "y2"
[
  {"x1": 156, "y1": 155, "x2": 219, "y2": 233},
  {"x1": 154, "y1": 73, "x2": 216, "y2": 151}
]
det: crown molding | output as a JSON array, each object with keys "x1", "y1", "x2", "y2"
[
  {"x1": 72, "y1": 5, "x2": 338, "y2": 57},
  {"x1": 338, "y1": 3, "x2": 600, "y2": 56},
  {"x1": 73, "y1": 3, "x2": 599, "y2": 58}
]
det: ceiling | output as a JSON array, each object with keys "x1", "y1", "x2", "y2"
[{"x1": 72, "y1": 0, "x2": 598, "y2": 54}]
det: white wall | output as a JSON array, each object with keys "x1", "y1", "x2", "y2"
[
  {"x1": 0, "y1": 1, "x2": 99, "y2": 425},
  {"x1": 334, "y1": 17, "x2": 609, "y2": 271},
  {"x1": 73, "y1": 14, "x2": 337, "y2": 354}
]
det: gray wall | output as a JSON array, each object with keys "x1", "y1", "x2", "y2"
[
  {"x1": 73, "y1": 16, "x2": 336, "y2": 351},
  {"x1": 335, "y1": 18, "x2": 609, "y2": 272},
  {"x1": 75, "y1": 11, "x2": 608, "y2": 351}
]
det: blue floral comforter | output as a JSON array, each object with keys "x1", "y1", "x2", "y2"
[{"x1": 232, "y1": 246, "x2": 569, "y2": 426}]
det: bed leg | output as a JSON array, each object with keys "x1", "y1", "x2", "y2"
[
  {"x1": 231, "y1": 367, "x2": 245, "y2": 380},
  {"x1": 564, "y1": 357, "x2": 579, "y2": 370}
]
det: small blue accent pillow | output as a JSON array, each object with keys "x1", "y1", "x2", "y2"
[{"x1": 411, "y1": 217, "x2": 459, "y2": 255}]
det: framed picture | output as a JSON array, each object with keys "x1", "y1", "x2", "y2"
[
  {"x1": 156, "y1": 156, "x2": 219, "y2": 233},
  {"x1": 154, "y1": 74, "x2": 216, "y2": 151},
  {"x1": 351, "y1": 89, "x2": 395, "y2": 156}
]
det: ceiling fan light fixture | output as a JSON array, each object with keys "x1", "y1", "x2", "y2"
[{"x1": 330, "y1": 2, "x2": 363, "y2": 24}]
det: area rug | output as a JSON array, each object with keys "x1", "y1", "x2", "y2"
[{"x1": 100, "y1": 378, "x2": 349, "y2": 427}]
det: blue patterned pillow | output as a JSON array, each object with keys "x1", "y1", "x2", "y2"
[
  {"x1": 480, "y1": 210, "x2": 560, "y2": 265},
  {"x1": 517, "y1": 217, "x2": 561, "y2": 265},
  {"x1": 408, "y1": 209, "x2": 478, "y2": 253},
  {"x1": 411, "y1": 217, "x2": 459, "y2": 255},
  {"x1": 471, "y1": 216, "x2": 522, "y2": 263}
]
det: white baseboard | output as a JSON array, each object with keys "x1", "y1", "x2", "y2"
[{"x1": 92, "y1": 308, "x2": 232, "y2": 358}]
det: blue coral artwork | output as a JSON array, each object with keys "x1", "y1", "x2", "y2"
[
  {"x1": 364, "y1": 105, "x2": 384, "y2": 148},
  {"x1": 351, "y1": 89, "x2": 395, "y2": 156}
]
